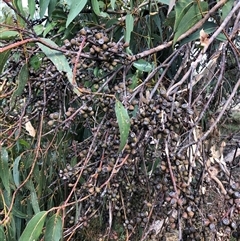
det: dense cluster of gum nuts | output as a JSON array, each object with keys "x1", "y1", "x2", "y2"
[{"x1": 1, "y1": 25, "x2": 239, "y2": 240}]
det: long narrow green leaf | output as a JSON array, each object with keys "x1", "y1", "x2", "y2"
[
  {"x1": 125, "y1": 13, "x2": 134, "y2": 44},
  {"x1": 19, "y1": 211, "x2": 47, "y2": 241},
  {"x1": 39, "y1": 0, "x2": 50, "y2": 18},
  {"x1": 115, "y1": 100, "x2": 131, "y2": 151},
  {"x1": 174, "y1": 0, "x2": 193, "y2": 32},
  {"x1": 0, "y1": 50, "x2": 10, "y2": 74},
  {"x1": 26, "y1": 180, "x2": 40, "y2": 214},
  {"x1": 0, "y1": 148, "x2": 10, "y2": 194},
  {"x1": 0, "y1": 225, "x2": 6, "y2": 241},
  {"x1": 13, "y1": 156, "x2": 21, "y2": 188},
  {"x1": 28, "y1": 0, "x2": 36, "y2": 19},
  {"x1": 10, "y1": 63, "x2": 29, "y2": 109},
  {"x1": 12, "y1": 206, "x2": 29, "y2": 219},
  {"x1": 66, "y1": 0, "x2": 88, "y2": 27},
  {"x1": 44, "y1": 214, "x2": 62, "y2": 241},
  {"x1": 221, "y1": 0, "x2": 235, "y2": 22},
  {"x1": 133, "y1": 59, "x2": 153, "y2": 72},
  {"x1": 37, "y1": 38, "x2": 73, "y2": 83},
  {"x1": 0, "y1": 29, "x2": 19, "y2": 40},
  {"x1": 48, "y1": 0, "x2": 58, "y2": 17},
  {"x1": 173, "y1": 1, "x2": 208, "y2": 45},
  {"x1": 91, "y1": 0, "x2": 109, "y2": 17}
]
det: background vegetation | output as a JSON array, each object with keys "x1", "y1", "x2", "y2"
[{"x1": 0, "y1": 0, "x2": 240, "y2": 240}]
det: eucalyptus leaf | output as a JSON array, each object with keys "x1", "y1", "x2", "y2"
[
  {"x1": 37, "y1": 38, "x2": 73, "y2": 83},
  {"x1": 66, "y1": 0, "x2": 88, "y2": 27},
  {"x1": 26, "y1": 180, "x2": 40, "y2": 214},
  {"x1": 115, "y1": 100, "x2": 131, "y2": 151},
  {"x1": 48, "y1": 0, "x2": 58, "y2": 16},
  {"x1": 39, "y1": 0, "x2": 50, "y2": 18},
  {"x1": 173, "y1": 1, "x2": 208, "y2": 45},
  {"x1": 19, "y1": 211, "x2": 47, "y2": 241},
  {"x1": 125, "y1": 13, "x2": 134, "y2": 44},
  {"x1": 91, "y1": 0, "x2": 109, "y2": 17},
  {"x1": 13, "y1": 156, "x2": 21, "y2": 188},
  {"x1": 0, "y1": 29, "x2": 19, "y2": 40},
  {"x1": 0, "y1": 148, "x2": 10, "y2": 194},
  {"x1": 44, "y1": 214, "x2": 62, "y2": 241},
  {"x1": 0, "y1": 50, "x2": 10, "y2": 74},
  {"x1": 133, "y1": 59, "x2": 153, "y2": 72},
  {"x1": 33, "y1": 24, "x2": 44, "y2": 35},
  {"x1": 28, "y1": 0, "x2": 36, "y2": 19},
  {"x1": 221, "y1": 0, "x2": 234, "y2": 22},
  {"x1": 0, "y1": 225, "x2": 6, "y2": 241},
  {"x1": 174, "y1": 0, "x2": 193, "y2": 32}
]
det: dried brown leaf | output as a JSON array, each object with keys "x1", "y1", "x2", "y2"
[
  {"x1": 200, "y1": 29, "x2": 209, "y2": 47},
  {"x1": 25, "y1": 121, "x2": 36, "y2": 137}
]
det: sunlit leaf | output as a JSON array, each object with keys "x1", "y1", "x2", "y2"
[
  {"x1": 19, "y1": 211, "x2": 47, "y2": 241},
  {"x1": 66, "y1": 0, "x2": 88, "y2": 27},
  {"x1": 44, "y1": 214, "x2": 62, "y2": 241},
  {"x1": 39, "y1": 0, "x2": 50, "y2": 18},
  {"x1": 25, "y1": 121, "x2": 36, "y2": 137},
  {"x1": 0, "y1": 50, "x2": 10, "y2": 74},
  {"x1": 0, "y1": 148, "x2": 10, "y2": 194},
  {"x1": 10, "y1": 64, "x2": 29, "y2": 109},
  {"x1": 115, "y1": 100, "x2": 131, "y2": 151},
  {"x1": 13, "y1": 156, "x2": 21, "y2": 188}
]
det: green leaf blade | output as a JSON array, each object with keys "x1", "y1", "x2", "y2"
[
  {"x1": 19, "y1": 211, "x2": 47, "y2": 241},
  {"x1": 173, "y1": 1, "x2": 208, "y2": 45},
  {"x1": 221, "y1": 0, "x2": 235, "y2": 22},
  {"x1": 133, "y1": 59, "x2": 153, "y2": 72},
  {"x1": 66, "y1": 0, "x2": 88, "y2": 27},
  {"x1": 13, "y1": 156, "x2": 21, "y2": 188},
  {"x1": 91, "y1": 0, "x2": 109, "y2": 17},
  {"x1": 115, "y1": 100, "x2": 131, "y2": 151},
  {"x1": 125, "y1": 13, "x2": 134, "y2": 44},
  {"x1": 0, "y1": 148, "x2": 10, "y2": 194},
  {"x1": 28, "y1": 0, "x2": 36, "y2": 19},
  {"x1": 0, "y1": 50, "x2": 10, "y2": 74},
  {"x1": 174, "y1": 0, "x2": 193, "y2": 32},
  {"x1": 44, "y1": 214, "x2": 62, "y2": 241},
  {"x1": 37, "y1": 38, "x2": 73, "y2": 83},
  {"x1": 39, "y1": 0, "x2": 50, "y2": 18}
]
